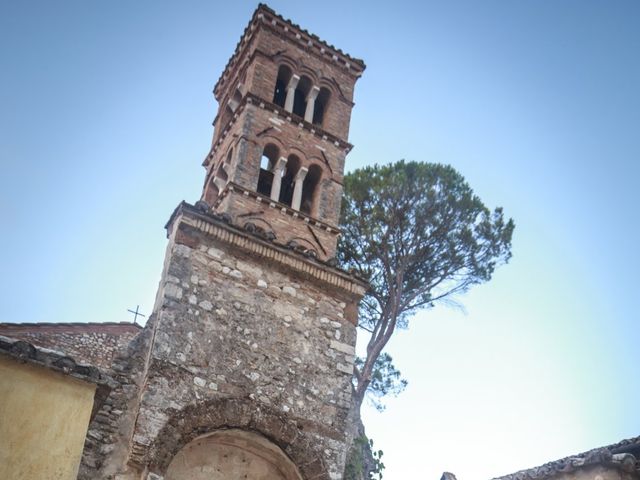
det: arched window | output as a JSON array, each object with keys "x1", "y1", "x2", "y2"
[
  {"x1": 216, "y1": 163, "x2": 228, "y2": 183},
  {"x1": 279, "y1": 155, "x2": 300, "y2": 207},
  {"x1": 203, "y1": 175, "x2": 219, "y2": 205},
  {"x1": 292, "y1": 76, "x2": 312, "y2": 118},
  {"x1": 216, "y1": 85, "x2": 243, "y2": 138},
  {"x1": 228, "y1": 87, "x2": 242, "y2": 113},
  {"x1": 273, "y1": 65, "x2": 292, "y2": 107},
  {"x1": 313, "y1": 88, "x2": 331, "y2": 126},
  {"x1": 257, "y1": 144, "x2": 279, "y2": 197},
  {"x1": 300, "y1": 164, "x2": 322, "y2": 215}
]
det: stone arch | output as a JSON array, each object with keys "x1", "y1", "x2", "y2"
[
  {"x1": 287, "y1": 146, "x2": 307, "y2": 163},
  {"x1": 297, "y1": 65, "x2": 319, "y2": 86},
  {"x1": 146, "y1": 397, "x2": 329, "y2": 479},
  {"x1": 272, "y1": 55, "x2": 298, "y2": 74},
  {"x1": 318, "y1": 77, "x2": 350, "y2": 104},
  {"x1": 164, "y1": 429, "x2": 303, "y2": 480},
  {"x1": 316, "y1": 77, "x2": 336, "y2": 96},
  {"x1": 258, "y1": 134, "x2": 285, "y2": 151}
]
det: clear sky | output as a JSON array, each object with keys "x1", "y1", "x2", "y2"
[{"x1": 1, "y1": 1, "x2": 639, "y2": 479}]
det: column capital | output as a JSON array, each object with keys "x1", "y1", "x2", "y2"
[
  {"x1": 287, "y1": 74, "x2": 300, "y2": 89},
  {"x1": 306, "y1": 85, "x2": 320, "y2": 101},
  {"x1": 274, "y1": 157, "x2": 288, "y2": 171},
  {"x1": 284, "y1": 75, "x2": 300, "y2": 113},
  {"x1": 295, "y1": 166, "x2": 309, "y2": 182}
]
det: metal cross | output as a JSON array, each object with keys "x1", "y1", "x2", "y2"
[{"x1": 127, "y1": 305, "x2": 146, "y2": 324}]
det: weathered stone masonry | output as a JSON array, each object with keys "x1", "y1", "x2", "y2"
[
  {"x1": 78, "y1": 205, "x2": 367, "y2": 479},
  {"x1": 135, "y1": 206, "x2": 365, "y2": 477}
]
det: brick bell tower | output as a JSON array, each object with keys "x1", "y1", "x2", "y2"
[
  {"x1": 81, "y1": 5, "x2": 366, "y2": 480},
  {"x1": 200, "y1": 4, "x2": 364, "y2": 262}
]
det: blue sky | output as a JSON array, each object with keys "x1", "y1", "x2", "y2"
[{"x1": 1, "y1": 1, "x2": 639, "y2": 479}]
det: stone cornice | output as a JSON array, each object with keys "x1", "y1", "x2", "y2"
[
  {"x1": 217, "y1": 181, "x2": 341, "y2": 233},
  {"x1": 0, "y1": 322, "x2": 142, "y2": 332},
  {"x1": 204, "y1": 92, "x2": 353, "y2": 168},
  {"x1": 214, "y1": 4, "x2": 365, "y2": 99},
  {"x1": 0, "y1": 334, "x2": 116, "y2": 389},
  {"x1": 165, "y1": 202, "x2": 368, "y2": 299}
]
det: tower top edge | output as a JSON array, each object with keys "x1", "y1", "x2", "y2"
[{"x1": 213, "y1": 3, "x2": 366, "y2": 97}]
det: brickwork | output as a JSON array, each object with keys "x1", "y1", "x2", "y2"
[
  {"x1": 0, "y1": 323, "x2": 141, "y2": 370},
  {"x1": 216, "y1": 186, "x2": 340, "y2": 260},
  {"x1": 213, "y1": 5, "x2": 364, "y2": 141},
  {"x1": 202, "y1": 4, "x2": 364, "y2": 259}
]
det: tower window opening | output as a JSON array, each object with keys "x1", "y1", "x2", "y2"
[
  {"x1": 216, "y1": 103, "x2": 233, "y2": 138},
  {"x1": 273, "y1": 65, "x2": 292, "y2": 108},
  {"x1": 216, "y1": 163, "x2": 228, "y2": 182},
  {"x1": 257, "y1": 144, "x2": 279, "y2": 197},
  {"x1": 301, "y1": 164, "x2": 322, "y2": 215},
  {"x1": 292, "y1": 76, "x2": 312, "y2": 118},
  {"x1": 228, "y1": 87, "x2": 242, "y2": 113},
  {"x1": 313, "y1": 88, "x2": 331, "y2": 126},
  {"x1": 279, "y1": 155, "x2": 301, "y2": 207},
  {"x1": 204, "y1": 176, "x2": 220, "y2": 205}
]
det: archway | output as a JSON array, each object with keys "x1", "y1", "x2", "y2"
[{"x1": 165, "y1": 429, "x2": 302, "y2": 480}]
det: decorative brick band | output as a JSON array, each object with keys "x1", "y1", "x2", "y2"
[
  {"x1": 216, "y1": 182, "x2": 340, "y2": 233},
  {"x1": 170, "y1": 204, "x2": 367, "y2": 297},
  {"x1": 0, "y1": 335, "x2": 115, "y2": 388},
  {"x1": 204, "y1": 92, "x2": 352, "y2": 167}
]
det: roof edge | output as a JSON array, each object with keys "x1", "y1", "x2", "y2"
[{"x1": 213, "y1": 3, "x2": 366, "y2": 96}]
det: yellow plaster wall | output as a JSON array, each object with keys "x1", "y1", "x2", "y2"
[{"x1": 0, "y1": 356, "x2": 96, "y2": 480}]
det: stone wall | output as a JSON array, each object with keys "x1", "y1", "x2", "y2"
[
  {"x1": 130, "y1": 209, "x2": 363, "y2": 479},
  {"x1": 0, "y1": 323, "x2": 141, "y2": 370},
  {"x1": 82, "y1": 207, "x2": 365, "y2": 480},
  {"x1": 78, "y1": 324, "x2": 154, "y2": 479}
]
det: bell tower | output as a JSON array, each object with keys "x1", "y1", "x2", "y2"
[
  {"x1": 81, "y1": 5, "x2": 367, "y2": 480},
  {"x1": 200, "y1": 4, "x2": 365, "y2": 261}
]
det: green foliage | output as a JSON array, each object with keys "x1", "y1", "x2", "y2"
[
  {"x1": 355, "y1": 353, "x2": 407, "y2": 411},
  {"x1": 345, "y1": 435, "x2": 385, "y2": 480},
  {"x1": 338, "y1": 160, "x2": 514, "y2": 407}
]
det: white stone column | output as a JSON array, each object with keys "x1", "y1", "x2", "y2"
[
  {"x1": 291, "y1": 167, "x2": 309, "y2": 211},
  {"x1": 284, "y1": 75, "x2": 300, "y2": 113},
  {"x1": 304, "y1": 86, "x2": 320, "y2": 123},
  {"x1": 213, "y1": 176, "x2": 226, "y2": 190},
  {"x1": 270, "y1": 157, "x2": 288, "y2": 202}
]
